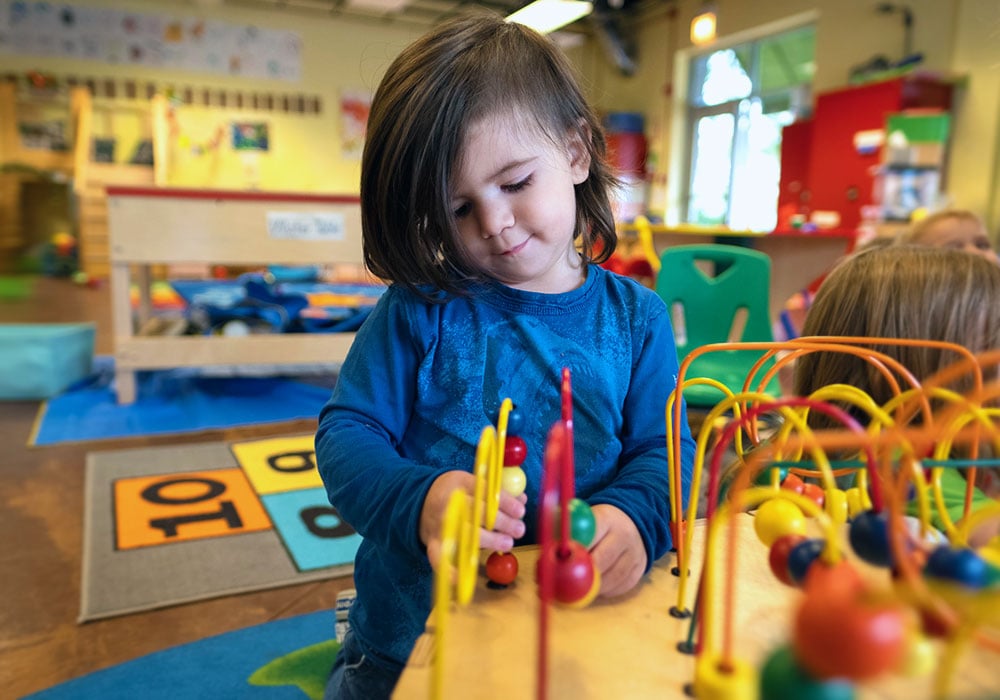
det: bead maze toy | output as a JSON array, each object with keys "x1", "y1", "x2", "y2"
[
  {"x1": 394, "y1": 341, "x2": 999, "y2": 699},
  {"x1": 668, "y1": 337, "x2": 1000, "y2": 699}
]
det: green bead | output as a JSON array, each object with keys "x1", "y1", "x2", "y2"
[
  {"x1": 555, "y1": 498, "x2": 596, "y2": 547},
  {"x1": 760, "y1": 645, "x2": 855, "y2": 700},
  {"x1": 755, "y1": 465, "x2": 789, "y2": 486}
]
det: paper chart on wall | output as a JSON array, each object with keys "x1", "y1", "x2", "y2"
[{"x1": 0, "y1": 0, "x2": 301, "y2": 81}]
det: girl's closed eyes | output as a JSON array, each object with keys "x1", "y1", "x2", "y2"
[
  {"x1": 502, "y1": 175, "x2": 533, "y2": 194},
  {"x1": 450, "y1": 175, "x2": 533, "y2": 220}
]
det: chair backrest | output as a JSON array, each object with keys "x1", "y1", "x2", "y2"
[{"x1": 654, "y1": 244, "x2": 774, "y2": 355}]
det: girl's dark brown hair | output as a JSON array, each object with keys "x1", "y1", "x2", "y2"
[{"x1": 360, "y1": 11, "x2": 618, "y2": 298}]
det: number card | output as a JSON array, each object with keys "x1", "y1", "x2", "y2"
[{"x1": 113, "y1": 468, "x2": 272, "y2": 550}]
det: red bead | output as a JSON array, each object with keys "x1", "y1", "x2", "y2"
[
  {"x1": 537, "y1": 540, "x2": 595, "y2": 605},
  {"x1": 781, "y1": 473, "x2": 805, "y2": 495},
  {"x1": 503, "y1": 436, "x2": 527, "y2": 467},
  {"x1": 769, "y1": 534, "x2": 807, "y2": 586},
  {"x1": 485, "y1": 551, "x2": 519, "y2": 586}
]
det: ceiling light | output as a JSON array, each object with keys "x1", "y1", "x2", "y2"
[
  {"x1": 690, "y1": 3, "x2": 717, "y2": 45},
  {"x1": 506, "y1": 0, "x2": 593, "y2": 35},
  {"x1": 346, "y1": 0, "x2": 410, "y2": 10}
]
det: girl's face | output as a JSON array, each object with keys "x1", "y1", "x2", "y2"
[
  {"x1": 919, "y1": 218, "x2": 998, "y2": 263},
  {"x1": 449, "y1": 113, "x2": 591, "y2": 294}
]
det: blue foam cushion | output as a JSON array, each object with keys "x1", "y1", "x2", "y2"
[{"x1": 0, "y1": 323, "x2": 95, "y2": 400}]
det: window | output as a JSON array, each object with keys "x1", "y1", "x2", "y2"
[{"x1": 684, "y1": 25, "x2": 815, "y2": 231}]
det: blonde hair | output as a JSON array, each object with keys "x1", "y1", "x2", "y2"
[{"x1": 794, "y1": 245, "x2": 1000, "y2": 426}]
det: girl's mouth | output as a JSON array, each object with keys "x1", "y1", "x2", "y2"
[{"x1": 503, "y1": 239, "x2": 529, "y2": 256}]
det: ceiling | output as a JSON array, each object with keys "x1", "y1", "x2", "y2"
[{"x1": 217, "y1": 0, "x2": 666, "y2": 32}]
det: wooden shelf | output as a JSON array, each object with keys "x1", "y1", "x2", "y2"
[{"x1": 107, "y1": 186, "x2": 365, "y2": 403}]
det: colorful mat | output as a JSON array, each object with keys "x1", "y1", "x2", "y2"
[
  {"x1": 30, "y1": 356, "x2": 335, "y2": 446},
  {"x1": 80, "y1": 435, "x2": 359, "y2": 621},
  {"x1": 24, "y1": 609, "x2": 339, "y2": 700}
]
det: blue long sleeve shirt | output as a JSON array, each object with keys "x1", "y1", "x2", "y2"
[{"x1": 314, "y1": 264, "x2": 696, "y2": 669}]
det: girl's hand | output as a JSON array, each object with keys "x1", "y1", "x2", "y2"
[
  {"x1": 588, "y1": 503, "x2": 647, "y2": 598},
  {"x1": 420, "y1": 470, "x2": 527, "y2": 569}
]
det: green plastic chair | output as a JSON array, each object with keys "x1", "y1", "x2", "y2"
[{"x1": 654, "y1": 244, "x2": 782, "y2": 407}]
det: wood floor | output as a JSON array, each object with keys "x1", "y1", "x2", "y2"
[{"x1": 1, "y1": 276, "x2": 353, "y2": 699}]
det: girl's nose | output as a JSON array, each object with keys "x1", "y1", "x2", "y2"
[{"x1": 479, "y1": 202, "x2": 514, "y2": 239}]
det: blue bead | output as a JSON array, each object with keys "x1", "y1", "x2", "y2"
[
  {"x1": 924, "y1": 546, "x2": 989, "y2": 588},
  {"x1": 849, "y1": 511, "x2": 894, "y2": 568},
  {"x1": 505, "y1": 407, "x2": 525, "y2": 434},
  {"x1": 787, "y1": 538, "x2": 826, "y2": 586}
]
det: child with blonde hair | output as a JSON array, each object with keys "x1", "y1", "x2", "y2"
[
  {"x1": 905, "y1": 208, "x2": 998, "y2": 263},
  {"x1": 795, "y1": 244, "x2": 1000, "y2": 543}
]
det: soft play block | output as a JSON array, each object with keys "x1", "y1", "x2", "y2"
[{"x1": 0, "y1": 323, "x2": 95, "y2": 400}]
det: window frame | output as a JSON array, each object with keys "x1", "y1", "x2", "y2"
[{"x1": 680, "y1": 22, "x2": 814, "y2": 230}]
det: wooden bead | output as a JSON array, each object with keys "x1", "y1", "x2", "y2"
[
  {"x1": 781, "y1": 473, "x2": 806, "y2": 495},
  {"x1": 769, "y1": 534, "x2": 807, "y2": 587},
  {"x1": 794, "y1": 590, "x2": 907, "y2": 681},
  {"x1": 537, "y1": 540, "x2": 595, "y2": 606},
  {"x1": 501, "y1": 466, "x2": 527, "y2": 498},
  {"x1": 801, "y1": 482, "x2": 825, "y2": 509},
  {"x1": 485, "y1": 551, "x2": 519, "y2": 586},
  {"x1": 754, "y1": 498, "x2": 807, "y2": 547},
  {"x1": 502, "y1": 436, "x2": 527, "y2": 467}
]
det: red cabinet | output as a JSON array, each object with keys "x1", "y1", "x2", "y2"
[{"x1": 779, "y1": 76, "x2": 953, "y2": 232}]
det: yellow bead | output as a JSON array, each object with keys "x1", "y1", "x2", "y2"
[
  {"x1": 846, "y1": 487, "x2": 865, "y2": 518},
  {"x1": 899, "y1": 634, "x2": 936, "y2": 677},
  {"x1": 695, "y1": 653, "x2": 758, "y2": 700},
  {"x1": 754, "y1": 498, "x2": 807, "y2": 547},
  {"x1": 978, "y1": 543, "x2": 1000, "y2": 568},
  {"x1": 501, "y1": 466, "x2": 526, "y2": 497},
  {"x1": 824, "y1": 489, "x2": 848, "y2": 525}
]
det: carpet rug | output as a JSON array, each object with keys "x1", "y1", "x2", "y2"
[
  {"x1": 30, "y1": 356, "x2": 336, "y2": 446},
  {"x1": 23, "y1": 609, "x2": 339, "y2": 700},
  {"x1": 81, "y1": 434, "x2": 359, "y2": 621}
]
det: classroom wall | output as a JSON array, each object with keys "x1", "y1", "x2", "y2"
[
  {"x1": 0, "y1": 0, "x2": 424, "y2": 193},
  {"x1": 3, "y1": 0, "x2": 997, "y2": 231},
  {"x1": 579, "y1": 0, "x2": 1000, "y2": 234}
]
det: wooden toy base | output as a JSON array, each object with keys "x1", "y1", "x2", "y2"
[{"x1": 394, "y1": 514, "x2": 998, "y2": 699}]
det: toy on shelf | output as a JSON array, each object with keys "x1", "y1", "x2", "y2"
[{"x1": 667, "y1": 337, "x2": 1000, "y2": 699}]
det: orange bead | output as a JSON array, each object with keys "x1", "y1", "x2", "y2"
[
  {"x1": 781, "y1": 473, "x2": 806, "y2": 495},
  {"x1": 794, "y1": 591, "x2": 907, "y2": 681},
  {"x1": 801, "y1": 482, "x2": 825, "y2": 510}
]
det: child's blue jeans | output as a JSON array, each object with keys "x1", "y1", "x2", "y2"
[{"x1": 323, "y1": 630, "x2": 402, "y2": 700}]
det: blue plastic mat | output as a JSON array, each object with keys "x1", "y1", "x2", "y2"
[
  {"x1": 22, "y1": 610, "x2": 337, "y2": 700},
  {"x1": 30, "y1": 357, "x2": 335, "y2": 446}
]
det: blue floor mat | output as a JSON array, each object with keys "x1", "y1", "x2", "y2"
[
  {"x1": 30, "y1": 357, "x2": 335, "y2": 446},
  {"x1": 22, "y1": 610, "x2": 337, "y2": 700}
]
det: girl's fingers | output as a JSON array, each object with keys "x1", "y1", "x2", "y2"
[
  {"x1": 426, "y1": 538, "x2": 442, "y2": 570},
  {"x1": 491, "y1": 508, "x2": 526, "y2": 540},
  {"x1": 479, "y1": 528, "x2": 515, "y2": 553}
]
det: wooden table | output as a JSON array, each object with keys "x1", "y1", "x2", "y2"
[{"x1": 394, "y1": 513, "x2": 998, "y2": 699}]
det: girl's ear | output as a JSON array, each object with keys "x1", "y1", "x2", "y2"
[{"x1": 566, "y1": 123, "x2": 592, "y2": 185}]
